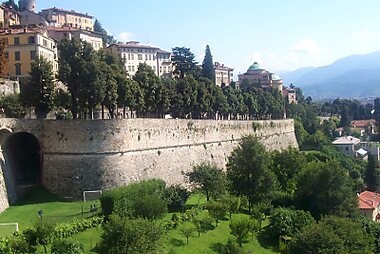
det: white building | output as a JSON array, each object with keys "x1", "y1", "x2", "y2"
[
  {"x1": 332, "y1": 136, "x2": 361, "y2": 156},
  {"x1": 107, "y1": 41, "x2": 172, "y2": 77},
  {"x1": 214, "y1": 62, "x2": 233, "y2": 87},
  {"x1": 47, "y1": 27, "x2": 103, "y2": 51}
]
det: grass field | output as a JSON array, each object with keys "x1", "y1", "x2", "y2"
[
  {"x1": 0, "y1": 189, "x2": 278, "y2": 254},
  {"x1": 0, "y1": 187, "x2": 100, "y2": 237},
  {"x1": 162, "y1": 213, "x2": 278, "y2": 254}
]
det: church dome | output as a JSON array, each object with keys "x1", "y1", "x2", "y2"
[{"x1": 248, "y1": 62, "x2": 261, "y2": 71}]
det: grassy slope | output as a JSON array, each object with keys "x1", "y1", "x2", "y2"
[
  {"x1": 0, "y1": 188, "x2": 100, "y2": 236},
  {"x1": 162, "y1": 214, "x2": 278, "y2": 254}
]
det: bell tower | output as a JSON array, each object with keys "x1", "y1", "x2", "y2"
[{"x1": 18, "y1": 0, "x2": 36, "y2": 12}]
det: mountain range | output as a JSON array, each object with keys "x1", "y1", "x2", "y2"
[{"x1": 280, "y1": 51, "x2": 380, "y2": 100}]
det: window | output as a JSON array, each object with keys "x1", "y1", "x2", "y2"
[
  {"x1": 43, "y1": 39, "x2": 48, "y2": 47},
  {"x1": 4, "y1": 52, "x2": 8, "y2": 59},
  {"x1": 138, "y1": 54, "x2": 142, "y2": 60},
  {"x1": 15, "y1": 64, "x2": 21, "y2": 75},
  {"x1": 132, "y1": 66, "x2": 135, "y2": 72},
  {"x1": 30, "y1": 50, "x2": 36, "y2": 60},
  {"x1": 28, "y1": 36, "x2": 35, "y2": 44},
  {"x1": 15, "y1": 51, "x2": 20, "y2": 61},
  {"x1": 14, "y1": 37, "x2": 20, "y2": 45}
]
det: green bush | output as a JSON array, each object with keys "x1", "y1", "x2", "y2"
[
  {"x1": 53, "y1": 216, "x2": 103, "y2": 239},
  {"x1": 51, "y1": 238, "x2": 84, "y2": 254},
  {"x1": 101, "y1": 179, "x2": 166, "y2": 218},
  {"x1": 163, "y1": 185, "x2": 190, "y2": 212}
]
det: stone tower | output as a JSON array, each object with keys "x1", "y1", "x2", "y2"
[{"x1": 18, "y1": 0, "x2": 36, "y2": 12}]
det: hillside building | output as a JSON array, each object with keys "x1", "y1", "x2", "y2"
[
  {"x1": 40, "y1": 8, "x2": 94, "y2": 31},
  {"x1": 214, "y1": 62, "x2": 233, "y2": 87},
  {"x1": 107, "y1": 41, "x2": 172, "y2": 77},
  {"x1": 238, "y1": 62, "x2": 283, "y2": 92},
  {"x1": 47, "y1": 27, "x2": 103, "y2": 51},
  {"x1": 359, "y1": 191, "x2": 380, "y2": 222},
  {"x1": 0, "y1": 28, "x2": 58, "y2": 82},
  {"x1": 0, "y1": 5, "x2": 20, "y2": 29}
]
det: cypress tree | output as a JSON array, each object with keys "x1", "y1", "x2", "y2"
[
  {"x1": 202, "y1": 45, "x2": 215, "y2": 81},
  {"x1": 365, "y1": 154, "x2": 379, "y2": 192}
]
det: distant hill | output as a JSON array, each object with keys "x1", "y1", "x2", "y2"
[{"x1": 281, "y1": 51, "x2": 380, "y2": 99}]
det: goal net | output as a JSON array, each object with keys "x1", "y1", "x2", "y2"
[
  {"x1": 83, "y1": 190, "x2": 103, "y2": 202},
  {"x1": 0, "y1": 223, "x2": 19, "y2": 236}
]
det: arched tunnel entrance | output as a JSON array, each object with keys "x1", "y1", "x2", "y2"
[{"x1": 0, "y1": 131, "x2": 42, "y2": 204}]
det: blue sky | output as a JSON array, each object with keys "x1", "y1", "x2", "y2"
[{"x1": 38, "y1": 0, "x2": 380, "y2": 74}]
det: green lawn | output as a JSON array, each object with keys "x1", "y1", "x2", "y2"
[
  {"x1": 0, "y1": 187, "x2": 100, "y2": 237},
  {"x1": 161, "y1": 213, "x2": 278, "y2": 254},
  {"x1": 0, "y1": 190, "x2": 278, "y2": 254},
  {"x1": 72, "y1": 227, "x2": 103, "y2": 253}
]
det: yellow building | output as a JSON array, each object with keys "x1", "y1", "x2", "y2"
[
  {"x1": 40, "y1": 8, "x2": 94, "y2": 31},
  {"x1": 0, "y1": 28, "x2": 58, "y2": 82}
]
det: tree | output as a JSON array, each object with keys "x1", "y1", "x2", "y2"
[
  {"x1": 0, "y1": 38, "x2": 7, "y2": 77},
  {"x1": 29, "y1": 56, "x2": 55, "y2": 118},
  {"x1": 171, "y1": 47, "x2": 197, "y2": 78},
  {"x1": 271, "y1": 147, "x2": 306, "y2": 198},
  {"x1": 185, "y1": 163, "x2": 227, "y2": 201},
  {"x1": 163, "y1": 185, "x2": 190, "y2": 212},
  {"x1": 220, "y1": 195, "x2": 241, "y2": 219},
  {"x1": 94, "y1": 19, "x2": 115, "y2": 46},
  {"x1": 180, "y1": 222, "x2": 196, "y2": 244},
  {"x1": 365, "y1": 154, "x2": 379, "y2": 192},
  {"x1": 133, "y1": 63, "x2": 163, "y2": 116},
  {"x1": 206, "y1": 200, "x2": 228, "y2": 226},
  {"x1": 295, "y1": 160, "x2": 358, "y2": 218},
  {"x1": 96, "y1": 215, "x2": 163, "y2": 254},
  {"x1": 32, "y1": 219, "x2": 55, "y2": 254},
  {"x1": 229, "y1": 217, "x2": 251, "y2": 247},
  {"x1": 268, "y1": 208, "x2": 315, "y2": 240},
  {"x1": 0, "y1": 95, "x2": 26, "y2": 118},
  {"x1": 227, "y1": 135, "x2": 277, "y2": 209},
  {"x1": 201, "y1": 45, "x2": 215, "y2": 81},
  {"x1": 51, "y1": 238, "x2": 84, "y2": 254},
  {"x1": 289, "y1": 216, "x2": 375, "y2": 254}
]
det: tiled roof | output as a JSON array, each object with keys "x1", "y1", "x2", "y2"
[
  {"x1": 359, "y1": 191, "x2": 380, "y2": 210},
  {"x1": 41, "y1": 8, "x2": 93, "y2": 18},
  {"x1": 352, "y1": 120, "x2": 376, "y2": 128},
  {"x1": 109, "y1": 42, "x2": 159, "y2": 50},
  {"x1": 332, "y1": 136, "x2": 361, "y2": 145}
]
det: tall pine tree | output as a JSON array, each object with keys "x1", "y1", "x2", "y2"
[{"x1": 201, "y1": 45, "x2": 215, "y2": 81}]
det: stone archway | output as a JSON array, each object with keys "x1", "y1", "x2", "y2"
[{"x1": 0, "y1": 130, "x2": 42, "y2": 204}]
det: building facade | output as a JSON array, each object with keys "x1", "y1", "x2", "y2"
[
  {"x1": 0, "y1": 6, "x2": 20, "y2": 29},
  {"x1": 0, "y1": 28, "x2": 58, "y2": 81},
  {"x1": 238, "y1": 62, "x2": 283, "y2": 92},
  {"x1": 47, "y1": 27, "x2": 103, "y2": 51},
  {"x1": 214, "y1": 62, "x2": 233, "y2": 87},
  {"x1": 359, "y1": 191, "x2": 380, "y2": 222},
  {"x1": 107, "y1": 41, "x2": 172, "y2": 77},
  {"x1": 40, "y1": 8, "x2": 93, "y2": 31}
]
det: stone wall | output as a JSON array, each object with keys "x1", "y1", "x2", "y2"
[
  {"x1": 0, "y1": 118, "x2": 298, "y2": 211},
  {"x1": 41, "y1": 119, "x2": 297, "y2": 197}
]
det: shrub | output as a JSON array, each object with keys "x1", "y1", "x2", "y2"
[
  {"x1": 268, "y1": 208, "x2": 315, "y2": 240},
  {"x1": 229, "y1": 217, "x2": 251, "y2": 247},
  {"x1": 163, "y1": 185, "x2": 190, "y2": 212},
  {"x1": 206, "y1": 201, "x2": 228, "y2": 226},
  {"x1": 96, "y1": 215, "x2": 163, "y2": 254},
  {"x1": 179, "y1": 222, "x2": 196, "y2": 244},
  {"x1": 51, "y1": 238, "x2": 84, "y2": 254},
  {"x1": 133, "y1": 195, "x2": 167, "y2": 220},
  {"x1": 101, "y1": 179, "x2": 166, "y2": 218}
]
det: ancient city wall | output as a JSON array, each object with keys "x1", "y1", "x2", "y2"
[
  {"x1": 0, "y1": 118, "x2": 298, "y2": 211},
  {"x1": 41, "y1": 119, "x2": 298, "y2": 197}
]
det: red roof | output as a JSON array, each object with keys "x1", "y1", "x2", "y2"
[
  {"x1": 358, "y1": 191, "x2": 380, "y2": 210},
  {"x1": 352, "y1": 120, "x2": 376, "y2": 128}
]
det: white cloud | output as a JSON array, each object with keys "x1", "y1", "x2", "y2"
[{"x1": 117, "y1": 32, "x2": 134, "y2": 42}]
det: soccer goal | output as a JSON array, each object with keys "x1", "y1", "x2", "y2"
[
  {"x1": 82, "y1": 190, "x2": 103, "y2": 202},
  {"x1": 0, "y1": 223, "x2": 19, "y2": 236}
]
